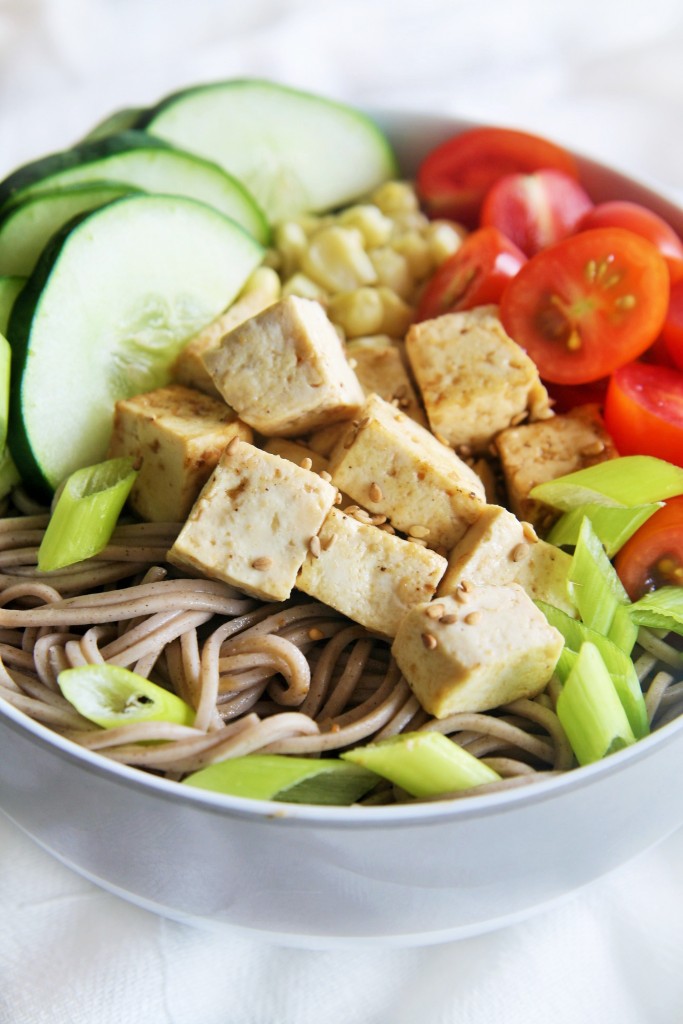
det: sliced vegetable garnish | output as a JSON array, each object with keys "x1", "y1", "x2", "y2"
[
  {"x1": 38, "y1": 457, "x2": 137, "y2": 572},
  {"x1": 615, "y1": 496, "x2": 683, "y2": 601},
  {"x1": 529, "y1": 456, "x2": 683, "y2": 511},
  {"x1": 547, "y1": 503, "x2": 662, "y2": 558},
  {"x1": 604, "y1": 362, "x2": 683, "y2": 468},
  {"x1": 537, "y1": 601, "x2": 648, "y2": 738},
  {"x1": 183, "y1": 755, "x2": 379, "y2": 805},
  {"x1": 58, "y1": 663, "x2": 195, "y2": 728},
  {"x1": 341, "y1": 731, "x2": 500, "y2": 798},
  {"x1": 578, "y1": 200, "x2": 683, "y2": 283},
  {"x1": 500, "y1": 227, "x2": 670, "y2": 384},
  {"x1": 556, "y1": 642, "x2": 636, "y2": 766},
  {"x1": 0, "y1": 275, "x2": 24, "y2": 334},
  {"x1": 628, "y1": 586, "x2": 683, "y2": 635},
  {"x1": 568, "y1": 517, "x2": 637, "y2": 654},
  {"x1": 0, "y1": 446, "x2": 20, "y2": 500},
  {"x1": 0, "y1": 332, "x2": 11, "y2": 449},
  {"x1": 662, "y1": 277, "x2": 683, "y2": 370}
]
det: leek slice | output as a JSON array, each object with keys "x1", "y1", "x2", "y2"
[
  {"x1": 0, "y1": 446, "x2": 20, "y2": 500},
  {"x1": 341, "y1": 731, "x2": 500, "y2": 798},
  {"x1": 568, "y1": 517, "x2": 637, "y2": 654},
  {"x1": 0, "y1": 332, "x2": 10, "y2": 449},
  {"x1": 183, "y1": 755, "x2": 380, "y2": 805},
  {"x1": 537, "y1": 600, "x2": 648, "y2": 738},
  {"x1": 530, "y1": 456, "x2": 683, "y2": 512},
  {"x1": 37, "y1": 456, "x2": 137, "y2": 572},
  {"x1": 58, "y1": 664, "x2": 194, "y2": 728},
  {"x1": 556, "y1": 642, "x2": 636, "y2": 766},
  {"x1": 629, "y1": 586, "x2": 683, "y2": 636},
  {"x1": 547, "y1": 503, "x2": 661, "y2": 557}
]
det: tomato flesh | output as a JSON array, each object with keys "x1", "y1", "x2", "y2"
[
  {"x1": 662, "y1": 278, "x2": 683, "y2": 371},
  {"x1": 481, "y1": 169, "x2": 593, "y2": 256},
  {"x1": 417, "y1": 126, "x2": 579, "y2": 228},
  {"x1": 615, "y1": 496, "x2": 683, "y2": 601},
  {"x1": 416, "y1": 226, "x2": 526, "y2": 320},
  {"x1": 604, "y1": 362, "x2": 683, "y2": 467},
  {"x1": 499, "y1": 227, "x2": 670, "y2": 384},
  {"x1": 579, "y1": 201, "x2": 683, "y2": 283}
]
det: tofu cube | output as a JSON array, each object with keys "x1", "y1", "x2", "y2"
[
  {"x1": 172, "y1": 267, "x2": 281, "y2": 396},
  {"x1": 392, "y1": 585, "x2": 564, "y2": 718},
  {"x1": 203, "y1": 295, "x2": 365, "y2": 436},
  {"x1": 495, "y1": 405, "x2": 618, "y2": 532},
  {"x1": 108, "y1": 384, "x2": 253, "y2": 523},
  {"x1": 406, "y1": 306, "x2": 552, "y2": 454},
  {"x1": 328, "y1": 393, "x2": 486, "y2": 550},
  {"x1": 168, "y1": 440, "x2": 337, "y2": 601},
  {"x1": 297, "y1": 508, "x2": 447, "y2": 636},
  {"x1": 346, "y1": 336, "x2": 427, "y2": 427},
  {"x1": 438, "y1": 504, "x2": 575, "y2": 616}
]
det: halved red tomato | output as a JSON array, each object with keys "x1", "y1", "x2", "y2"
[
  {"x1": 417, "y1": 126, "x2": 579, "y2": 228},
  {"x1": 604, "y1": 362, "x2": 683, "y2": 467},
  {"x1": 499, "y1": 227, "x2": 669, "y2": 384},
  {"x1": 579, "y1": 201, "x2": 683, "y2": 282},
  {"x1": 415, "y1": 226, "x2": 526, "y2": 320},
  {"x1": 662, "y1": 278, "x2": 683, "y2": 371},
  {"x1": 615, "y1": 496, "x2": 683, "y2": 601},
  {"x1": 481, "y1": 169, "x2": 593, "y2": 256},
  {"x1": 544, "y1": 377, "x2": 610, "y2": 414}
]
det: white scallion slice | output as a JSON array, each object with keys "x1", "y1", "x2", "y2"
[
  {"x1": 568, "y1": 517, "x2": 638, "y2": 654},
  {"x1": 629, "y1": 586, "x2": 683, "y2": 636},
  {"x1": 547, "y1": 503, "x2": 662, "y2": 557},
  {"x1": 530, "y1": 456, "x2": 683, "y2": 511},
  {"x1": 58, "y1": 663, "x2": 194, "y2": 728}
]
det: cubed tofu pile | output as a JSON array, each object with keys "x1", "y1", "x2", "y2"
[{"x1": 109, "y1": 182, "x2": 619, "y2": 722}]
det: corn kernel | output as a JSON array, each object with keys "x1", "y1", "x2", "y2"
[
  {"x1": 427, "y1": 221, "x2": 464, "y2": 264},
  {"x1": 392, "y1": 231, "x2": 433, "y2": 280},
  {"x1": 338, "y1": 204, "x2": 394, "y2": 247},
  {"x1": 371, "y1": 180, "x2": 420, "y2": 216},
  {"x1": 240, "y1": 265, "x2": 282, "y2": 301},
  {"x1": 300, "y1": 226, "x2": 378, "y2": 292},
  {"x1": 377, "y1": 287, "x2": 415, "y2": 338},
  {"x1": 369, "y1": 247, "x2": 414, "y2": 300},
  {"x1": 281, "y1": 272, "x2": 329, "y2": 304},
  {"x1": 275, "y1": 221, "x2": 308, "y2": 277},
  {"x1": 328, "y1": 287, "x2": 385, "y2": 338}
]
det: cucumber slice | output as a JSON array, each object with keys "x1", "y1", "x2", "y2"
[
  {"x1": 0, "y1": 182, "x2": 141, "y2": 276},
  {"x1": 83, "y1": 107, "x2": 145, "y2": 142},
  {"x1": 139, "y1": 79, "x2": 397, "y2": 223},
  {"x1": 8, "y1": 194, "x2": 263, "y2": 495},
  {"x1": 0, "y1": 276, "x2": 24, "y2": 334},
  {"x1": 0, "y1": 131, "x2": 269, "y2": 244}
]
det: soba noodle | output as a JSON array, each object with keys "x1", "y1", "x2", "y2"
[{"x1": 0, "y1": 506, "x2": 681, "y2": 803}]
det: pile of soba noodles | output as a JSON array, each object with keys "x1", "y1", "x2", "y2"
[{"x1": 0, "y1": 485, "x2": 681, "y2": 804}]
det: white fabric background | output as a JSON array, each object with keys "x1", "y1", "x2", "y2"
[{"x1": 1, "y1": 1, "x2": 683, "y2": 1021}]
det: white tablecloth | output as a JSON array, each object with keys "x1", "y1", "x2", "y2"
[{"x1": 1, "y1": 2, "x2": 683, "y2": 1021}]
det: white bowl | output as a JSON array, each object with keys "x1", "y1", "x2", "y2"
[{"x1": 1, "y1": 110, "x2": 682, "y2": 949}]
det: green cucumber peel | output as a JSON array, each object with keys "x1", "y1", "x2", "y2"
[
  {"x1": 58, "y1": 663, "x2": 195, "y2": 728},
  {"x1": 183, "y1": 755, "x2": 380, "y2": 805},
  {"x1": 341, "y1": 731, "x2": 500, "y2": 798}
]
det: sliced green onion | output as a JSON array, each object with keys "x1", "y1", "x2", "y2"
[
  {"x1": 530, "y1": 456, "x2": 683, "y2": 511},
  {"x1": 629, "y1": 586, "x2": 683, "y2": 636},
  {"x1": 0, "y1": 333, "x2": 10, "y2": 449},
  {"x1": 341, "y1": 731, "x2": 500, "y2": 798},
  {"x1": 547, "y1": 503, "x2": 661, "y2": 557},
  {"x1": 0, "y1": 446, "x2": 20, "y2": 500},
  {"x1": 537, "y1": 600, "x2": 649, "y2": 738},
  {"x1": 0, "y1": 275, "x2": 24, "y2": 334},
  {"x1": 38, "y1": 456, "x2": 138, "y2": 572},
  {"x1": 58, "y1": 664, "x2": 195, "y2": 728},
  {"x1": 183, "y1": 755, "x2": 380, "y2": 805},
  {"x1": 568, "y1": 517, "x2": 638, "y2": 654},
  {"x1": 556, "y1": 642, "x2": 636, "y2": 766}
]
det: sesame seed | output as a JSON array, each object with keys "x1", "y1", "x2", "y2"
[
  {"x1": 357, "y1": 417, "x2": 370, "y2": 430},
  {"x1": 460, "y1": 579, "x2": 474, "y2": 592},
  {"x1": 226, "y1": 435, "x2": 240, "y2": 455},
  {"x1": 309, "y1": 535, "x2": 321, "y2": 558},
  {"x1": 454, "y1": 588, "x2": 470, "y2": 604},
  {"x1": 521, "y1": 521, "x2": 538, "y2": 543},
  {"x1": 426, "y1": 603, "x2": 445, "y2": 620},
  {"x1": 408, "y1": 524, "x2": 429, "y2": 539},
  {"x1": 580, "y1": 440, "x2": 605, "y2": 457},
  {"x1": 251, "y1": 556, "x2": 272, "y2": 571},
  {"x1": 440, "y1": 614, "x2": 458, "y2": 624},
  {"x1": 465, "y1": 611, "x2": 482, "y2": 625},
  {"x1": 380, "y1": 523, "x2": 396, "y2": 534},
  {"x1": 353, "y1": 509, "x2": 374, "y2": 525},
  {"x1": 345, "y1": 505, "x2": 360, "y2": 515},
  {"x1": 510, "y1": 411, "x2": 528, "y2": 427},
  {"x1": 320, "y1": 470, "x2": 332, "y2": 482},
  {"x1": 369, "y1": 481, "x2": 383, "y2": 503},
  {"x1": 299, "y1": 456, "x2": 313, "y2": 471},
  {"x1": 421, "y1": 632, "x2": 438, "y2": 650},
  {"x1": 409, "y1": 536, "x2": 428, "y2": 547},
  {"x1": 334, "y1": 492, "x2": 343, "y2": 505},
  {"x1": 308, "y1": 627, "x2": 325, "y2": 641},
  {"x1": 511, "y1": 543, "x2": 529, "y2": 563},
  {"x1": 348, "y1": 358, "x2": 358, "y2": 369}
]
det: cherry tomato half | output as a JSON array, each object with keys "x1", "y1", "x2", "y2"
[
  {"x1": 604, "y1": 362, "x2": 683, "y2": 467},
  {"x1": 481, "y1": 169, "x2": 593, "y2": 257},
  {"x1": 417, "y1": 126, "x2": 579, "y2": 228},
  {"x1": 615, "y1": 496, "x2": 683, "y2": 601},
  {"x1": 662, "y1": 277, "x2": 683, "y2": 371},
  {"x1": 579, "y1": 201, "x2": 683, "y2": 283},
  {"x1": 544, "y1": 377, "x2": 610, "y2": 415},
  {"x1": 415, "y1": 226, "x2": 526, "y2": 320},
  {"x1": 499, "y1": 227, "x2": 670, "y2": 384}
]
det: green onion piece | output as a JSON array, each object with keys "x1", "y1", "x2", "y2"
[
  {"x1": 0, "y1": 446, "x2": 20, "y2": 500},
  {"x1": 0, "y1": 275, "x2": 24, "y2": 334},
  {"x1": 341, "y1": 731, "x2": 500, "y2": 798},
  {"x1": 38, "y1": 456, "x2": 138, "y2": 572},
  {"x1": 556, "y1": 642, "x2": 636, "y2": 766},
  {"x1": 629, "y1": 586, "x2": 683, "y2": 636},
  {"x1": 0, "y1": 333, "x2": 10, "y2": 450},
  {"x1": 568, "y1": 517, "x2": 638, "y2": 654},
  {"x1": 547, "y1": 503, "x2": 662, "y2": 557},
  {"x1": 530, "y1": 456, "x2": 683, "y2": 511},
  {"x1": 58, "y1": 664, "x2": 194, "y2": 728},
  {"x1": 183, "y1": 755, "x2": 380, "y2": 805},
  {"x1": 537, "y1": 600, "x2": 649, "y2": 738}
]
